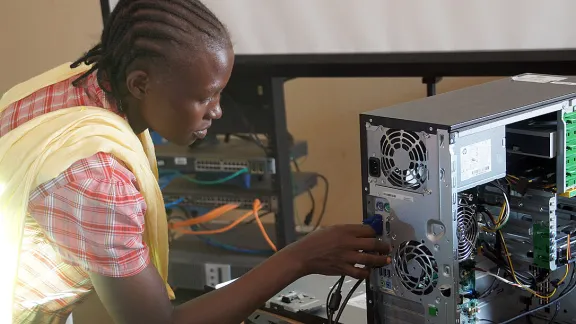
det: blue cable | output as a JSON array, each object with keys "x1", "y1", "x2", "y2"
[
  {"x1": 165, "y1": 197, "x2": 185, "y2": 209},
  {"x1": 193, "y1": 230, "x2": 272, "y2": 255}
]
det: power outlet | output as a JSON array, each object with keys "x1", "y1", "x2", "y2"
[{"x1": 205, "y1": 263, "x2": 232, "y2": 287}]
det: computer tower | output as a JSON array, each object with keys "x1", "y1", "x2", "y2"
[{"x1": 360, "y1": 74, "x2": 576, "y2": 323}]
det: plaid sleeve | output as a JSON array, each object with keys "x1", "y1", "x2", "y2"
[{"x1": 28, "y1": 167, "x2": 151, "y2": 278}]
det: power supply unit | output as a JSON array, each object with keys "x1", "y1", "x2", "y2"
[{"x1": 360, "y1": 74, "x2": 576, "y2": 324}]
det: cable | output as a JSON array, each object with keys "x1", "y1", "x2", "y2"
[
  {"x1": 545, "y1": 236, "x2": 571, "y2": 323},
  {"x1": 169, "y1": 203, "x2": 239, "y2": 228},
  {"x1": 481, "y1": 183, "x2": 510, "y2": 232},
  {"x1": 326, "y1": 276, "x2": 345, "y2": 324},
  {"x1": 249, "y1": 200, "x2": 278, "y2": 252},
  {"x1": 221, "y1": 93, "x2": 269, "y2": 154},
  {"x1": 548, "y1": 301, "x2": 560, "y2": 324},
  {"x1": 500, "y1": 267, "x2": 576, "y2": 324},
  {"x1": 171, "y1": 199, "x2": 278, "y2": 252},
  {"x1": 161, "y1": 168, "x2": 249, "y2": 185},
  {"x1": 334, "y1": 279, "x2": 364, "y2": 324},
  {"x1": 165, "y1": 197, "x2": 184, "y2": 209},
  {"x1": 498, "y1": 231, "x2": 557, "y2": 299},
  {"x1": 477, "y1": 269, "x2": 500, "y2": 299},
  {"x1": 313, "y1": 173, "x2": 329, "y2": 231},
  {"x1": 245, "y1": 212, "x2": 274, "y2": 225},
  {"x1": 194, "y1": 232, "x2": 272, "y2": 255},
  {"x1": 168, "y1": 206, "x2": 272, "y2": 255},
  {"x1": 292, "y1": 159, "x2": 315, "y2": 225}
]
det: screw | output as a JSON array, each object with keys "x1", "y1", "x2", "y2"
[
  {"x1": 429, "y1": 127, "x2": 433, "y2": 131},
  {"x1": 364, "y1": 187, "x2": 368, "y2": 191}
]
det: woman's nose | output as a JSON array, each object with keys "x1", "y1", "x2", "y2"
[{"x1": 209, "y1": 104, "x2": 222, "y2": 120}]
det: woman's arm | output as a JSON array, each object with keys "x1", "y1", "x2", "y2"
[
  {"x1": 90, "y1": 225, "x2": 391, "y2": 324},
  {"x1": 90, "y1": 251, "x2": 302, "y2": 324}
]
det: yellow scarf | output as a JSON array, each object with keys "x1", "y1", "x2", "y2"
[{"x1": 0, "y1": 63, "x2": 174, "y2": 324}]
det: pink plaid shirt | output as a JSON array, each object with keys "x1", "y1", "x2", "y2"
[{"x1": 3, "y1": 71, "x2": 150, "y2": 323}]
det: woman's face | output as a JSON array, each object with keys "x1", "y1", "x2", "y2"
[{"x1": 125, "y1": 46, "x2": 234, "y2": 146}]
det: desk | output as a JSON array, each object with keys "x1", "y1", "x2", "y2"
[{"x1": 218, "y1": 275, "x2": 367, "y2": 324}]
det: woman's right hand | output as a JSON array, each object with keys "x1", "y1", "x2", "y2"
[{"x1": 279, "y1": 224, "x2": 392, "y2": 279}]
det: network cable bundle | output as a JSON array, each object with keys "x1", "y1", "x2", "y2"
[
  {"x1": 359, "y1": 74, "x2": 576, "y2": 324},
  {"x1": 153, "y1": 133, "x2": 328, "y2": 290}
]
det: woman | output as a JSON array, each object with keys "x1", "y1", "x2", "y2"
[{"x1": 2, "y1": 0, "x2": 391, "y2": 323}]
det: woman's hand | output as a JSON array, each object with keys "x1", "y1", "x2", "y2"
[{"x1": 280, "y1": 224, "x2": 392, "y2": 279}]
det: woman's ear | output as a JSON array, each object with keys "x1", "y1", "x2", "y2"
[{"x1": 125, "y1": 70, "x2": 150, "y2": 100}]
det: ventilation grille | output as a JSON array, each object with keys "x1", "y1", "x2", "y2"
[
  {"x1": 380, "y1": 129, "x2": 427, "y2": 191},
  {"x1": 394, "y1": 241, "x2": 438, "y2": 296},
  {"x1": 457, "y1": 196, "x2": 479, "y2": 261}
]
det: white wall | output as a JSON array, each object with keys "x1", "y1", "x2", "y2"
[{"x1": 199, "y1": 0, "x2": 576, "y2": 55}]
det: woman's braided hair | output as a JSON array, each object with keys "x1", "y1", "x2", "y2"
[{"x1": 71, "y1": 0, "x2": 230, "y2": 107}]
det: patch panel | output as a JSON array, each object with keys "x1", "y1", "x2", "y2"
[
  {"x1": 162, "y1": 172, "x2": 318, "y2": 212},
  {"x1": 155, "y1": 137, "x2": 308, "y2": 175},
  {"x1": 195, "y1": 158, "x2": 249, "y2": 172}
]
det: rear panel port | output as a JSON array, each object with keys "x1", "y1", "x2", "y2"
[{"x1": 369, "y1": 157, "x2": 381, "y2": 177}]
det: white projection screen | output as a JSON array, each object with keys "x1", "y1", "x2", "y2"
[{"x1": 105, "y1": 0, "x2": 576, "y2": 56}]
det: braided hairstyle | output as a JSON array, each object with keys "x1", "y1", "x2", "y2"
[{"x1": 71, "y1": 0, "x2": 230, "y2": 109}]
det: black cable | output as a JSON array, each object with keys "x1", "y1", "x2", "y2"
[
  {"x1": 291, "y1": 159, "x2": 315, "y2": 225},
  {"x1": 334, "y1": 279, "x2": 364, "y2": 324},
  {"x1": 548, "y1": 301, "x2": 560, "y2": 324},
  {"x1": 478, "y1": 270, "x2": 500, "y2": 299},
  {"x1": 221, "y1": 93, "x2": 269, "y2": 154},
  {"x1": 313, "y1": 173, "x2": 329, "y2": 231},
  {"x1": 326, "y1": 276, "x2": 345, "y2": 324},
  {"x1": 546, "y1": 267, "x2": 576, "y2": 323},
  {"x1": 500, "y1": 267, "x2": 576, "y2": 324},
  {"x1": 232, "y1": 133, "x2": 268, "y2": 152}
]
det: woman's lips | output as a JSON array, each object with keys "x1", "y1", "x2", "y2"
[{"x1": 193, "y1": 129, "x2": 208, "y2": 139}]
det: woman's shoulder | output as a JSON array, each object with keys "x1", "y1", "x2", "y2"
[{"x1": 0, "y1": 73, "x2": 107, "y2": 137}]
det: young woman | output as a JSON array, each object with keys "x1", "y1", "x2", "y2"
[{"x1": 4, "y1": 1, "x2": 391, "y2": 323}]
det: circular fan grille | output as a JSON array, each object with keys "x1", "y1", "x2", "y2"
[
  {"x1": 394, "y1": 241, "x2": 438, "y2": 295},
  {"x1": 380, "y1": 129, "x2": 427, "y2": 190},
  {"x1": 456, "y1": 199, "x2": 479, "y2": 261}
]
